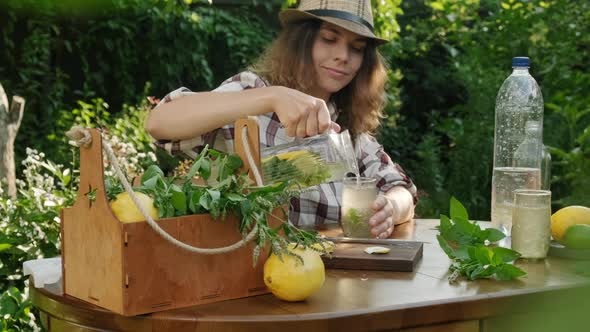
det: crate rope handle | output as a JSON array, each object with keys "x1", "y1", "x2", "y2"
[{"x1": 66, "y1": 126, "x2": 262, "y2": 254}]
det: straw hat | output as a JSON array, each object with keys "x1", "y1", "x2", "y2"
[{"x1": 279, "y1": 0, "x2": 388, "y2": 45}]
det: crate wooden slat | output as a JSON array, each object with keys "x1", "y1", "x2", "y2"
[{"x1": 61, "y1": 119, "x2": 281, "y2": 316}]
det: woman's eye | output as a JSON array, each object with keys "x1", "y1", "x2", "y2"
[
  {"x1": 322, "y1": 37, "x2": 336, "y2": 43},
  {"x1": 351, "y1": 46, "x2": 365, "y2": 53}
]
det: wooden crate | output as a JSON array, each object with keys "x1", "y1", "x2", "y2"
[{"x1": 61, "y1": 119, "x2": 281, "y2": 316}]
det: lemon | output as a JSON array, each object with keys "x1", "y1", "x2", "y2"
[
  {"x1": 261, "y1": 150, "x2": 308, "y2": 164},
  {"x1": 561, "y1": 224, "x2": 590, "y2": 249},
  {"x1": 263, "y1": 244, "x2": 325, "y2": 302},
  {"x1": 551, "y1": 206, "x2": 590, "y2": 241},
  {"x1": 110, "y1": 191, "x2": 159, "y2": 223},
  {"x1": 364, "y1": 246, "x2": 390, "y2": 254},
  {"x1": 276, "y1": 150, "x2": 309, "y2": 161}
]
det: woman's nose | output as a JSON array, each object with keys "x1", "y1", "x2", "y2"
[{"x1": 332, "y1": 42, "x2": 349, "y2": 62}]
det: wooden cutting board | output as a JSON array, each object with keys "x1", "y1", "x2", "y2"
[{"x1": 321, "y1": 239, "x2": 423, "y2": 272}]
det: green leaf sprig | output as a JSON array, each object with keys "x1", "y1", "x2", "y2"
[
  {"x1": 112, "y1": 145, "x2": 329, "y2": 265},
  {"x1": 437, "y1": 197, "x2": 527, "y2": 283}
]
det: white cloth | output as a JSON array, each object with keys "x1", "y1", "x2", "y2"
[{"x1": 23, "y1": 257, "x2": 62, "y2": 288}]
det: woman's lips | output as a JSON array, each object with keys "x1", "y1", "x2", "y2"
[{"x1": 322, "y1": 66, "x2": 348, "y2": 79}]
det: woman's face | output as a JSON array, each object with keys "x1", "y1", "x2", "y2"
[{"x1": 311, "y1": 22, "x2": 367, "y2": 101}]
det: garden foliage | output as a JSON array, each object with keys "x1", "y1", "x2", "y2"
[
  {"x1": 378, "y1": 0, "x2": 590, "y2": 218},
  {"x1": 0, "y1": 97, "x2": 155, "y2": 330},
  {"x1": 0, "y1": 0, "x2": 589, "y2": 329},
  {"x1": 0, "y1": 0, "x2": 275, "y2": 169}
]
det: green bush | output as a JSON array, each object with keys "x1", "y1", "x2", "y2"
[
  {"x1": 0, "y1": 287, "x2": 36, "y2": 331},
  {"x1": 0, "y1": 0, "x2": 276, "y2": 169},
  {"x1": 1, "y1": 0, "x2": 589, "y2": 329},
  {"x1": 0, "y1": 94, "x2": 156, "y2": 330},
  {"x1": 0, "y1": 148, "x2": 75, "y2": 330},
  {"x1": 378, "y1": 0, "x2": 590, "y2": 219}
]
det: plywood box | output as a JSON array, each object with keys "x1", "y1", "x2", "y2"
[{"x1": 61, "y1": 121, "x2": 279, "y2": 316}]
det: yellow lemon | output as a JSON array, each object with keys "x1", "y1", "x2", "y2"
[
  {"x1": 110, "y1": 191, "x2": 159, "y2": 223},
  {"x1": 364, "y1": 246, "x2": 391, "y2": 254},
  {"x1": 263, "y1": 244, "x2": 325, "y2": 302},
  {"x1": 261, "y1": 150, "x2": 309, "y2": 164},
  {"x1": 551, "y1": 206, "x2": 590, "y2": 242},
  {"x1": 276, "y1": 150, "x2": 309, "y2": 161}
]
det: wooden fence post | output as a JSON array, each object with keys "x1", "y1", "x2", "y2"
[{"x1": 0, "y1": 82, "x2": 25, "y2": 199}]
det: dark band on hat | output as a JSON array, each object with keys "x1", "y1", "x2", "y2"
[{"x1": 305, "y1": 9, "x2": 374, "y2": 33}]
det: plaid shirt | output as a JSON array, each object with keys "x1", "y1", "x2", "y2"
[{"x1": 154, "y1": 71, "x2": 417, "y2": 227}]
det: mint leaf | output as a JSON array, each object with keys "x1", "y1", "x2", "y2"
[
  {"x1": 170, "y1": 185, "x2": 187, "y2": 215},
  {"x1": 226, "y1": 193, "x2": 246, "y2": 202},
  {"x1": 452, "y1": 217, "x2": 479, "y2": 245},
  {"x1": 468, "y1": 265, "x2": 495, "y2": 280},
  {"x1": 494, "y1": 264, "x2": 527, "y2": 280},
  {"x1": 207, "y1": 189, "x2": 221, "y2": 202},
  {"x1": 450, "y1": 196, "x2": 469, "y2": 221},
  {"x1": 439, "y1": 215, "x2": 476, "y2": 246},
  {"x1": 485, "y1": 228, "x2": 506, "y2": 243},
  {"x1": 189, "y1": 190, "x2": 204, "y2": 214},
  {"x1": 155, "y1": 176, "x2": 168, "y2": 192},
  {"x1": 470, "y1": 246, "x2": 493, "y2": 265},
  {"x1": 142, "y1": 176, "x2": 159, "y2": 190},
  {"x1": 439, "y1": 214, "x2": 452, "y2": 235},
  {"x1": 438, "y1": 197, "x2": 527, "y2": 282},
  {"x1": 437, "y1": 234, "x2": 456, "y2": 259},
  {"x1": 199, "y1": 159, "x2": 211, "y2": 180},
  {"x1": 454, "y1": 246, "x2": 470, "y2": 260},
  {"x1": 187, "y1": 145, "x2": 210, "y2": 180},
  {"x1": 491, "y1": 246, "x2": 521, "y2": 263},
  {"x1": 199, "y1": 193, "x2": 211, "y2": 210},
  {"x1": 141, "y1": 164, "x2": 164, "y2": 184},
  {"x1": 162, "y1": 200, "x2": 175, "y2": 218},
  {"x1": 240, "y1": 200, "x2": 253, "y2": 218},
  {"x1": 225, "y1": 154, "x2": 243, "y2": 172}
]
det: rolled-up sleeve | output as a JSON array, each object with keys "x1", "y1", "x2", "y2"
[
  {"x1": 151, "y1": 72, "x2": 269, "y2": 159},
  {"x1": 356, "y1": 133, "x2": 418, "y2": 204},
  {"x1": 151, "y1": 87, "x2": 216, "y2": 159}
]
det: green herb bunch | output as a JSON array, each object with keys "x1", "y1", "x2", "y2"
[
  {"x1": 107, "y1": 146, "x2": 328, "y2": 265},
  {"x1": 344, "y1": 208, "x2": 363, "y2": 225},
  {"x1": 437, "y1": 197, "x2": 527, "y2": 283}
]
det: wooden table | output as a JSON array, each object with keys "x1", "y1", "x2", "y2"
[{"x1": 31, "y1": 219, "x2": 590, "y2": 332}]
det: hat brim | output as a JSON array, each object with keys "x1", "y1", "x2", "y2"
[{"x1": 279, "y1": 9, "x2": 388, "y2": 45}]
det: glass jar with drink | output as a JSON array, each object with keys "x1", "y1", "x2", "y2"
[
  {"x1": 341, "y1": 177, "x2": 377, "y2": 238},
  {"x1": 511, "y1": 189, "x2": 552, "y2": 259}
]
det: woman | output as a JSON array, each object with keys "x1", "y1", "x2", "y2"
[{"x1": 146, "y1": 0, "x2": 417, "y2": 239}]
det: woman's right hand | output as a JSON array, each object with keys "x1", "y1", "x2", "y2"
[{"x1": 270, "y1": 86, "x2": 340, "y2": 138}]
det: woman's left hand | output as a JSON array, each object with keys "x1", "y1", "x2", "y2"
[{"x1": 368, "y1": 196, "x2": 395, "y2": 239}]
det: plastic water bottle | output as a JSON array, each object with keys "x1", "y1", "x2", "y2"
[
  {"x1": 491, "y1": 57, "x2": 544, "y2": 235},
  {"x1": 541, "y1": 145, "x2": 551, "y2": 190}
]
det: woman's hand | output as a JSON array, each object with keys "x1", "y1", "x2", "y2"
[
  {"x1": 368, "y1": 195, "x2": 395, "y2": 239},
  {"x1": 270, "y1": 86, "x2": 340, "y2": 137}
]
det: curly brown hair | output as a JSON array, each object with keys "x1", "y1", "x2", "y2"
[{"x1": 249, "y1": 20, "x2": 388, "y2": 136}]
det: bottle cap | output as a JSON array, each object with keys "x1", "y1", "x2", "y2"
[{"x1": 512, "y1": 57, "x2": 530, "y2": 67}]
